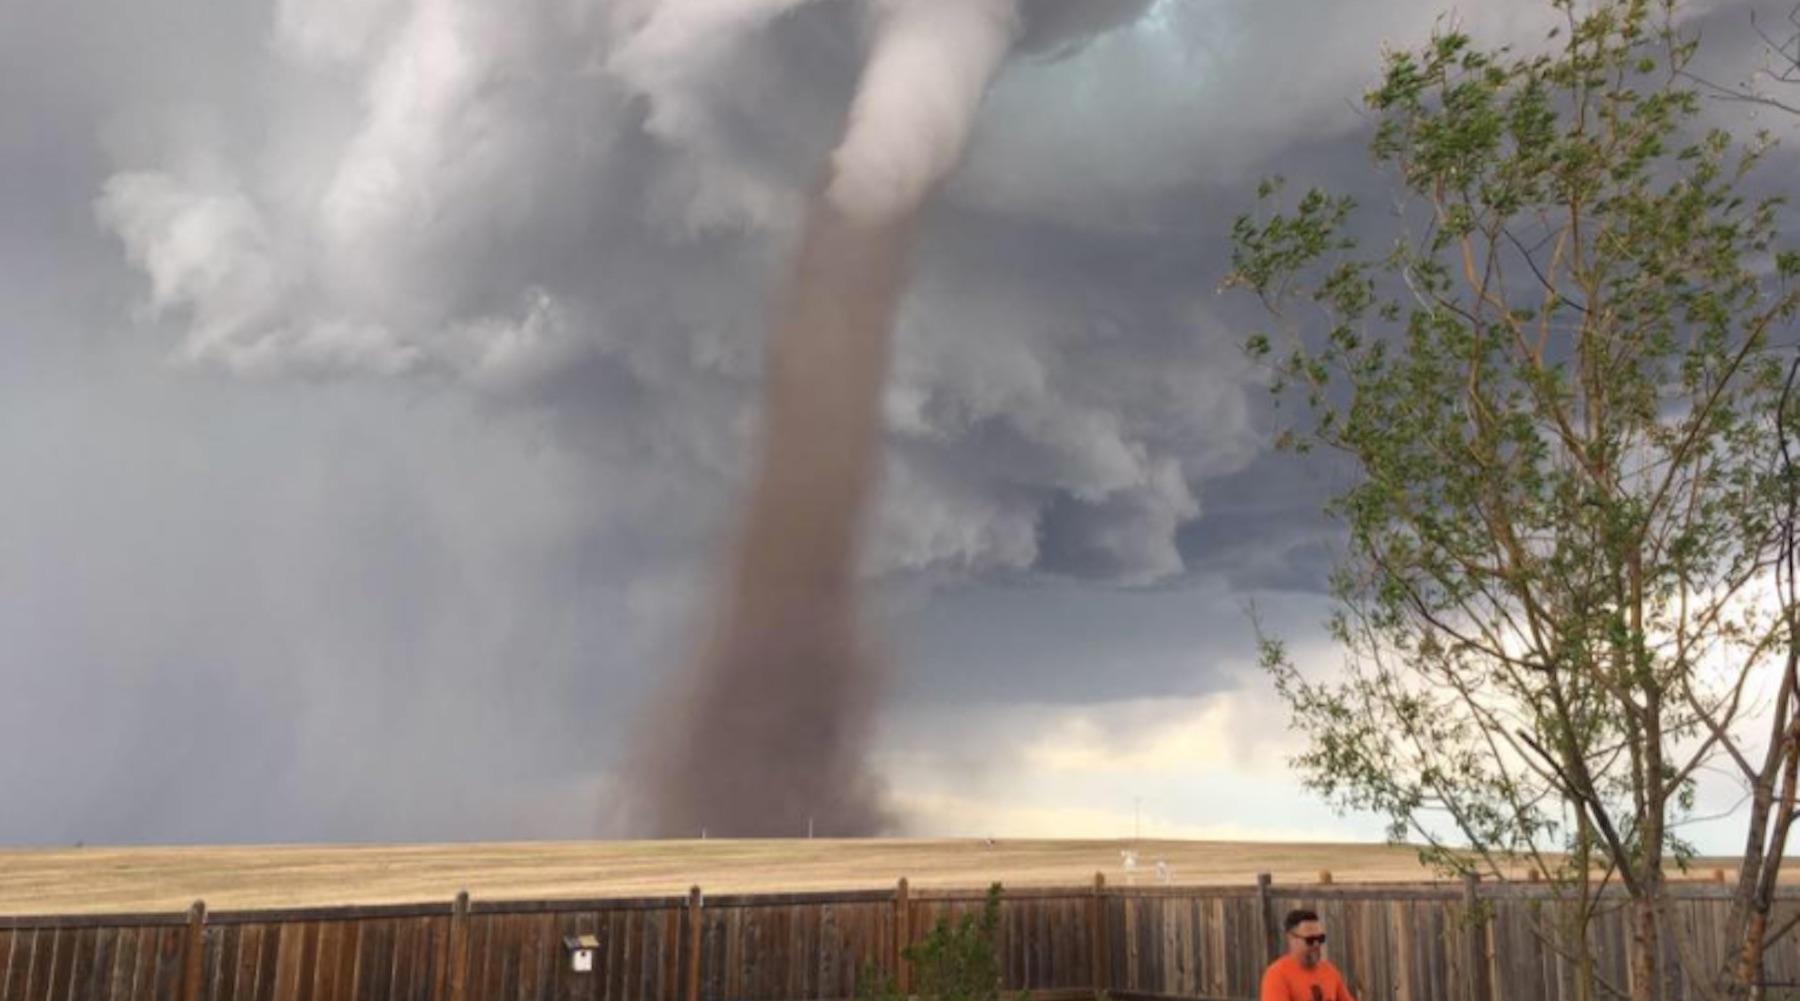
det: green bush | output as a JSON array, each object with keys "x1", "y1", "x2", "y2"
[{"x1": 859, "y1": 883, "x2": 1024, "y2": 1001}]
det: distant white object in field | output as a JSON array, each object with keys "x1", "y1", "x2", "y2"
[
  {"x1": 1121, "y1": 849, "x2": 1139, "y2": 885},
  {"x1": 1155, "y1": 860, "x2": 1170, "y2": 885}
]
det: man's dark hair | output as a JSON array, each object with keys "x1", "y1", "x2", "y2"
[{"x1": 1283, "y1": 908, "x2": 1319, "y2": 932}]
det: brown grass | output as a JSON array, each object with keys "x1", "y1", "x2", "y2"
[
  {"x1": 0, "y1": 838, "x2": 1751, "y2": 916},
  {"x1": 0, "y1": 838, "x2": 1430, "y2": 915}
]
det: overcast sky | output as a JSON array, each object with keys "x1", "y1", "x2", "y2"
[{"x1": 3, "y1": 0, "x2": 1796, "y2": 851}]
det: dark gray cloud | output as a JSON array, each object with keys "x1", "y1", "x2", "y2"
[
  {"x1": 2, "y1": 0, "x2": 1793, "y2": 846},
  {"x1": 882, "y1": 576, "x2": 1264, "y2": 704}
]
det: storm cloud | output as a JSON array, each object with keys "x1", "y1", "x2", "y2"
[{"x1": 2, "y1": 0, "x2": 1794, "y2": 846}]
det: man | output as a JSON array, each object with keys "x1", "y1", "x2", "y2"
[{"x1": 1260, "y1": 909, "x2": 1356, "y2": 1001}]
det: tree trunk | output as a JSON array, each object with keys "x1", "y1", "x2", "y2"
[
  {"x1": 1633, "y1": 891, "x2": 1661, "y2": 1001},
  {"x1": 1739, "y1": 718, "x2": 1800, "y2": 1000},
  {"x1": 1729, "y1": 653, "x2": 1797, "y2": 998},
  {"x1": 1732, "y1": 779, "x2": 1775, "y2": 999},
  {"x1": 1637, "y1": 691, "x2": 1668, "y2": 1001},
  {"x1": 1739, "y1": 909, "x2": 1767, "y2": 1001},
  {"x1": 1577, "y1": 811, "x2": 1595, "y2": 1001}
]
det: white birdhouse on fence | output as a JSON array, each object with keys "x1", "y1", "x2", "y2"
[{"x1": 564, "y1": 934, "x2": 599, "y2": 973}]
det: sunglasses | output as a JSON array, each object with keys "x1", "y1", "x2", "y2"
[{"x1": 1290, "y1": 933, "x2": 1328, "y2": 946}]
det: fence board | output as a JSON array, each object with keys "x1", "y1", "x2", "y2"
[
  {"x1": 0, "y1": 928, "x2": 27, "y2": 1001},
  {"x1": 25, "y1": 928, "x2": 56, "y2": 1001}
]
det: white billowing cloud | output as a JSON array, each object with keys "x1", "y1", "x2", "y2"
[
  {"x1": 315, "y1": 0, "x2": 629, "y2": 328},
  {"x1": 606, "y1": 0, "x2": 828, "y2": 236},
  {"x1": 644, "y1": 154, "x2": 806, "y2": 236},
  {"x1": 606, "y1": 0, "x2": 824, "y2": 149},
  {"x1": 97, "y1": 172, "x2": 287, "y2": 358},
  {"x1": 95, "y1": 0, "x2": 1269, "y2": 586},
  {"x1": 275, "y1": 0, "x2": 406, "y2": 65},
  {"x1": 871, "y1": 248, "x2": 1257, "y2": 579},
  {"x1": 96, "y1": 170, "x2": 423, "y2": 375},
  {"x1": 440, "y1": 287, "x2": 590, "y2": 393},
  {"x1": 871, "y1": 457, "x2": 1044, "y2": 575}
]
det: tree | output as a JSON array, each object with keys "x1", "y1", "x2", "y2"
[
  {"x1": 1227, "y1": 2, "x2": 1800, "y2": 998},
  {"x1": 859, "y1": 884, "x2": 1017, "y2": 1001}
]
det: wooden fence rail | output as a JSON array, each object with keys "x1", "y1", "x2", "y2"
[{"x1": 2, "y1": 877, "x2": 1794, "y2": 1001}]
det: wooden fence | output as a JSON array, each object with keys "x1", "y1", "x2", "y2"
[{"x1": 3, "y1": 876, "x2": 1796, "y2": 1001}]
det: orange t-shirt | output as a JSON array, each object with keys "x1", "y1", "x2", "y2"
[{"x1": 1259, "y1": 954, "x2": 1356, "y2": 1001}]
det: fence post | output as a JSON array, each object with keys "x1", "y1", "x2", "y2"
[
  {"x1": 687, "y1": 886, "x2": 704, "y2": 1001},
  {"x1": 1255, "y1": 873, "x2": 1277, "y2": 963},
  {"x1": 895, "y1": 877, "x2": 912, "y2": 995},
  {"x1": 1462, "y1": 873, "x2": 1490, "y2": 1001},
  {"x1": 179, "y1": 900, "x2": 206, "y2": 1001},
  {"x1": 1090, "y1": 872, "x2": 1108, "y2": 999},
  {"x1": 447, "y1": 890, "x2": 470, "y2": 1001}
]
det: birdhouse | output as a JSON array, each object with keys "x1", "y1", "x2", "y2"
[{"x1": 564, "y1": 934, "x2": 600, "y2": 973}]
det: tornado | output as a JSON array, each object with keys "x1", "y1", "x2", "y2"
[{"x1": 627, "y1": 0, "x2": 1150, "y2": 838}]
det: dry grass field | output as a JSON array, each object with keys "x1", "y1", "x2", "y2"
[
  {"x1": 0, "y1": 838, "x2": 1757, "y2": 917},
  {"x1": 0, "y1": 838, "x2": 1477, "y2": 916}
]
